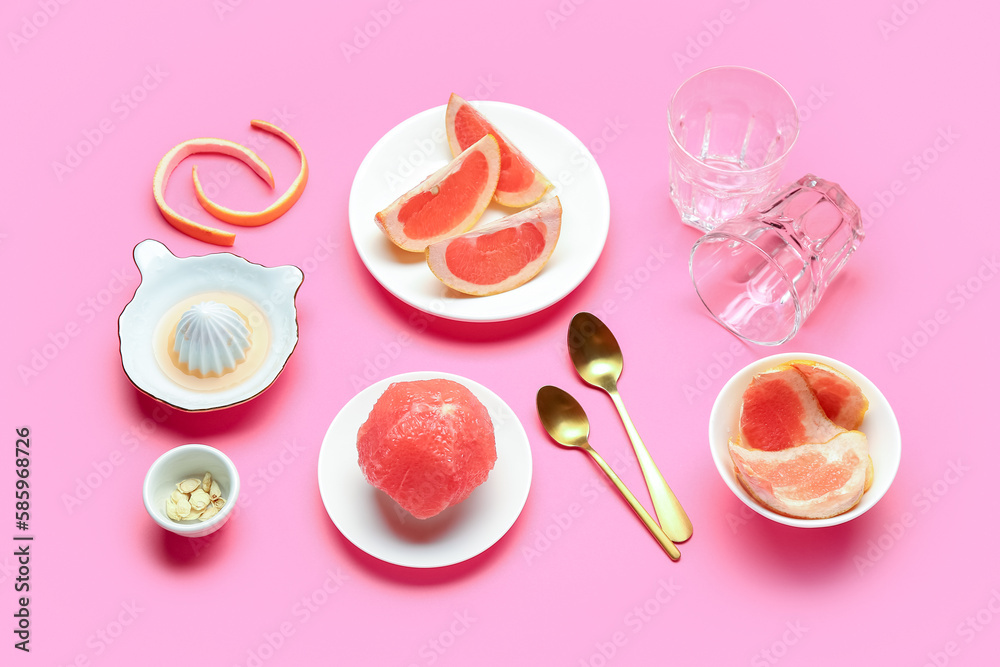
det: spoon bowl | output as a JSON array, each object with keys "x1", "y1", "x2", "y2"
[
  {"x1": 536, "y1": 385, "x2": 680, "y2": 561},
  {"x1": 567, "y1": 313, "x2": 624, "y2": 391},
  {"x1": 568, "y1": 312, "x2": 693, "y2": 543},
  {"x1": 536, "y1": 385, "x2": 591, "y2": 448}
]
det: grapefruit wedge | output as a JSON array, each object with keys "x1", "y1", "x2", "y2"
[
  {"x1": 375, "y1": 134, "x2": 501, "y2": 252},
  {"x1": 790, "y1": 361, "x2": 869, "y2": 430},
  {"x1": 729, "y1": 431, "x2": 872, "y2": 520},
  {"x1": 445, "y1": 94, "x2": 553, "y2": 208},
  {"x1": 738, "y1": 365, "x2": 844, "y2": 452},
  {"x1": 356, "y1": 379, "x2": 497, "y2": 519},
  {"x1": 426, "y1": 197, "x2": 561, "y2": 296}
]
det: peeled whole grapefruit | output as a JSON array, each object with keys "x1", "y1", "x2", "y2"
[
  {"x1": 356, "y1": 379, "x2": 497, "y2": 519},
  {"x1": 445, "y1": 94, "x2": 553, "y2": 208},
  {"x1": 375, "y1": 134, "x2": 501, "y2": 252},
  {"x1": 425, "y1": 197, "x2": 561, "y2": 296}
]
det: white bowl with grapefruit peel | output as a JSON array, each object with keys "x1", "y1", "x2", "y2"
[{"x1": 709, "y1": 353, "x2": 901, "y2": 528}]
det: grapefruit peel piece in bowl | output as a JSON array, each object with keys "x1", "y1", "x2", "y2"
[
  {"x1": 445, "y1": 93, "x2": 553, "y2": 208},
  {"x1": 152, "y1": 120, "x2": 308, "y2": 246},
  {"x1": 375, "y1": 134, "x2": 501, "y2": 252},
  {"x1": 426, "y1": 197, "x2": 562, "y2": 296}
]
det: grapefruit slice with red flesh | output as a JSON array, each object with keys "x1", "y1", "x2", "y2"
[
  {"x1": 729, "y1": 431, "x2": 872, "y2": 519},
  {"x1": 375, "y1": 134, "x2": 501, "y2": 252},
  {"x1": 738, "y1": 365, "x2": 845, "y2": 452},
  {"x1": 425, "y1": 197, "x2": 561, "y2": 296},
  {"x1": 356, "y1": 379, "x2": 497, "y2": 520},
  {"x1": 445, "y1": 93, "x2": 553, "y2": 208},
  {"x1": 790, "y1": 361, "x2": 869, "y2": 430}
]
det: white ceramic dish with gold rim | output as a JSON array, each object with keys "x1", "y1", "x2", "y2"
[{"x1": 118, "y1": 239, "x2": 303, "y2": 412}]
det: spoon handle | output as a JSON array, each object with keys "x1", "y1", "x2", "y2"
[
  {"x1": 584, "y1": 444, "x2": 680, "y2": 561},
  {"x1": 608, "y1": 389, "x2": 694, "y2": 543}
]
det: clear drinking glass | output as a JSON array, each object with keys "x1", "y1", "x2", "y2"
[
  {"x1": 667, "y1": 66, "x2": 799, "y2": 232},
  {"x1": 689, "y1": 175, "x2": 864, "y2": 345}
]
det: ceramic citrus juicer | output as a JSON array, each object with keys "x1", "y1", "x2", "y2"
[{"x1": 118, "y1": 239, "x2": 303, "y2": 411}]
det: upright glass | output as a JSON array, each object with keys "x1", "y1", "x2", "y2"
[{"x1": 667, "y1": 66, "x2": 799, "y2": 232}]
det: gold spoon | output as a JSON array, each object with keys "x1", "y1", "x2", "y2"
[
  {"x1": 567, "y1": 312, "x2": 693, "y2": 543},
  {"x1": 536, "y1": 385, "x2": 680, "y2": 561}
]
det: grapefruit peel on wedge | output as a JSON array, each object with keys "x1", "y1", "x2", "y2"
[{"x1": 152, "y1": 120, "x2": 308, "y2": 246}]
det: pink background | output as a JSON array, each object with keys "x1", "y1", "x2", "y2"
[{"x1": 4, "y1": 1, "x2": 999, "y2": 665}]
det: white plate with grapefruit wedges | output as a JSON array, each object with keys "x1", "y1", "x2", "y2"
[
  {"x1": 317, "y1": 371, "x2": 532, "y2": 568},
  {"x1": 348, "y1": 100, "x2": 611, "y2": 323},
  {"x1": 709, "y1": 353, "x2": 902, "y2": 528}
]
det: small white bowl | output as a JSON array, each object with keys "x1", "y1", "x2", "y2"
[
  {"x1": 143, "y1": 444, "x2": 240, "y2": 538},
  {"x1": 709, "y1": 352, "x2": 901, "y2": 528}
]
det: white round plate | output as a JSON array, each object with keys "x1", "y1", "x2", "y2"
[
  {"x1": 709, "y1": 353, "x2": 902, "y2": 528},
  {"x1": 317, "y1": 371, "x2": 532, "y2": 567},
  {"x1": 348, "y1": 101, "x2": 610, "y2": 322}
]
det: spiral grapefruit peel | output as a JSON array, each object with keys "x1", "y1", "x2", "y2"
[{"x1": 152, "y1": 120, "x2": 309, "y2": 246}]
